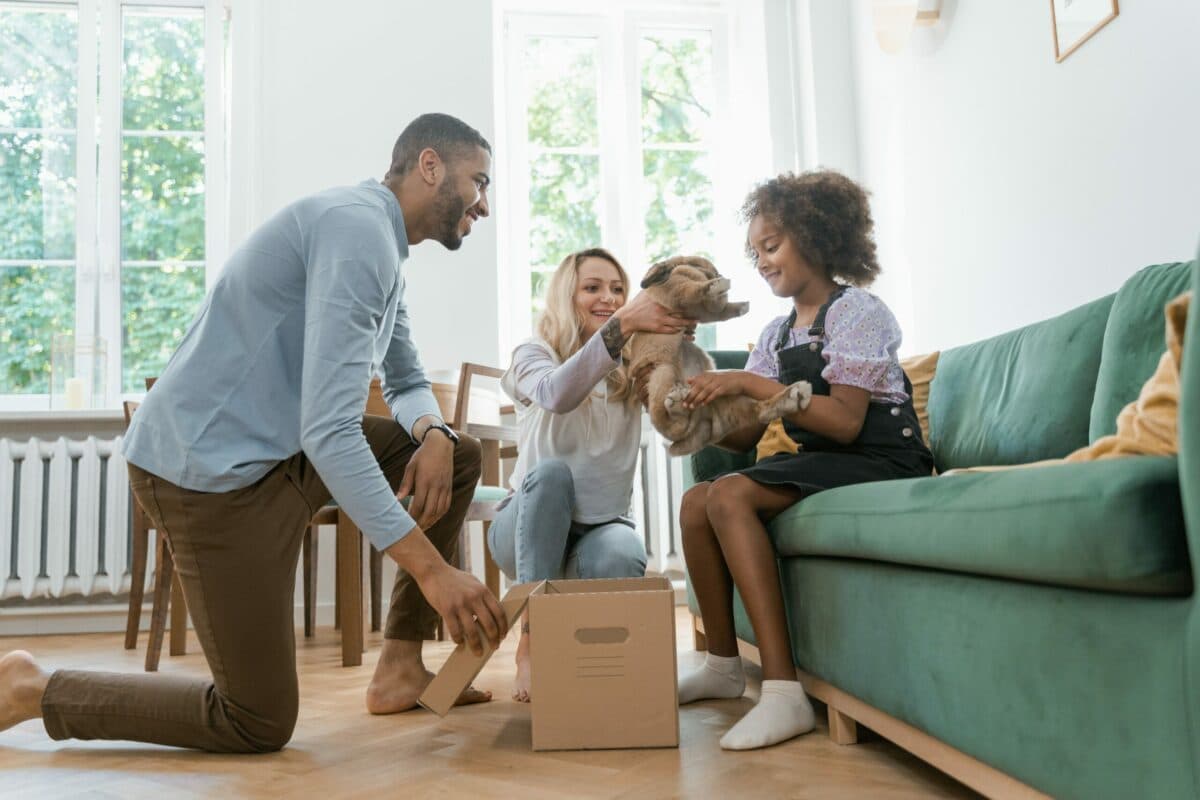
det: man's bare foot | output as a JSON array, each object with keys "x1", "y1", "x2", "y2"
[
  {"x1": 366, "y1": 640, "x2": 491, "y2": 715},
  {"x1": 0, "y1": 651, "x2": 49, "y2": 732},
  {"x1": 512, "y1": 629, "x2": 532, "y2": 703}
]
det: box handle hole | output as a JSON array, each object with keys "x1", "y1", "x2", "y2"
[{"x1": 574, "y1": 627, "x2": 629, "y2": 644}]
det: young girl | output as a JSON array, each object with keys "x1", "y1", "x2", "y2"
[
  {"x1": 676, "y1": 171, "x2": 934, "y2": 750},
  {"x1": 491, "y1": 247, "x2": 695, "y2": 702}
]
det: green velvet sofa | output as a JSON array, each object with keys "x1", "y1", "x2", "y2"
[{"x1": 685, "y1": 257, "x2": 1198, "y2": 799}]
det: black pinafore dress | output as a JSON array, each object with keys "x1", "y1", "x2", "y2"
[{"x1": 736, "y1": 287, "x2": 934, "y2": 493}]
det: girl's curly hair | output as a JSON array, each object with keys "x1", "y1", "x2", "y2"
[{"x1": 740, "y1": 170, "x2": 880, "y2": 287}]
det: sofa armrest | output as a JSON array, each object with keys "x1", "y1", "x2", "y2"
[
  {"x1": 681, "y1": 349, "x2": 756, "y2": 486},
  {"x1": 1180, "y1": 256, "x2": 1199, "y2": 564}
]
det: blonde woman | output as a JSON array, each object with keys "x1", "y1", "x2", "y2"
[{"x1": 492, "y1": 247, "x2": 695, "y2": 702}]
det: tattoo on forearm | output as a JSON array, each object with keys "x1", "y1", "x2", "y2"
[{"x1": 600, "y1": 317, "x2": 627, "y2": 360}]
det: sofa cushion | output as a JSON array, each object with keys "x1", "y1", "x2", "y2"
[
  {"x1": 1090, "y1": 261, "x2": 1195, "y2": 441},
  {"x1": 927, "y1": 294, "x2": 1113, "y2": 472},
  {"x1": 768, "y1": 455, "x2": 1190, "y2": 595}
]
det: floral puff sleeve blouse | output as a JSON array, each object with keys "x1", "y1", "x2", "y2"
[{"x1": 744, "y1": 287, "x2": 910, "y2": 405}]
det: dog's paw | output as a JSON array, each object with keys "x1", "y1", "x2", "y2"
[
  {"x1": 663, "y1": 384, "x2": 691, "y2": 418},
  {"x1": 785, "y1": 380, "x2": 813, "y2": 411}
]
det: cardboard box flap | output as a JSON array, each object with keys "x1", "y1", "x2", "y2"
[
  {"x1": 417, "y1": 580, "x2": 544, "y2": 717},
  {"x1": 541, "y1": 576, "x2": 672, "y2": 595}
]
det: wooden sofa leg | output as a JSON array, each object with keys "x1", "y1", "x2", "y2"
[
  {"x1": 692, "y1": 615, "x2": 707, "y2": 652},
  {"x1": 828, "y1": 705, "x2": 859, "y2": 745}
]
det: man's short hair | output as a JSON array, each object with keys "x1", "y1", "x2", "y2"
[{"x1": 386, "y1": 113, "x2": 492, "y2": 178}]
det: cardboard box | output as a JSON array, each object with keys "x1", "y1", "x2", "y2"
[{"x1": 419, "y1": 576, "x2": 679, "y2": 751}]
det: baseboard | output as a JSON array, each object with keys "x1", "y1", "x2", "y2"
[{"x1": 0, "y1": 603, "x2": 157, "y2": 637}]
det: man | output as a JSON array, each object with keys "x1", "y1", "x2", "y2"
[{"x1": 0, "y1": 113, "x2": 508, "y2": 753}]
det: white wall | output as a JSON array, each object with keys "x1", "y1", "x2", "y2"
[
  {"x1": 229, "y1": 0, "x2": 501, "y2": 378},
  {"x1": 843, "y1": 1, "x2": 1200, "y2": 355},
  {"x1": 224, "y1": 0, "x2": 499, "y2": 617}
]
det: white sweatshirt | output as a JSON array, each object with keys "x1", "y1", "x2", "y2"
[{"x1": 500, "y1": 332, "x2": 642, "y2": 523}]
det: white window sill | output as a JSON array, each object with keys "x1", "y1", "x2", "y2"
[{"x1": 0, "y1": 409, "x2": 125, "y2": 424}]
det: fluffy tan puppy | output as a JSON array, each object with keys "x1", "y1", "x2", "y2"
[{"x1": 629, "y1": 256, "x2": 812, "y2": 455}]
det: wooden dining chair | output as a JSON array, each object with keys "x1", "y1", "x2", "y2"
[
  {"x1": 122, "y1": 378, "x2": 188, "y2": 672},
  {"x1": 300, "y1": 377, "x2": 388, "y2": 667},
  {"x1": 450, "y1": 363, "x2": 518, "y2": 599}
]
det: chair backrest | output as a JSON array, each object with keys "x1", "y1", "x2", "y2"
[
  {"x1": 122, "y1": 399, "x2": 140, "y2": 428},
  {"x1": 452, "y1": 363, "x2": 514, "y2": 430}
]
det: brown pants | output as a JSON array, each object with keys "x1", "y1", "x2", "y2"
[{"x1": 40, "y1": 416, "x2": 482, "y2": 752}]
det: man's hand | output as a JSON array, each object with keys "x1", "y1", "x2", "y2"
[
  {"x1": 420, "y1": 561, "x2": 507, "y2": 655},
  {"x1": 683, "y1": 370, "x2": 747, "y2": 409},
  {"x1": 386, "y1": 530, "x2": 507, "y2": 655},
  {"x1": 397, "y1": 429, "x2": 455, "y2": 531}
]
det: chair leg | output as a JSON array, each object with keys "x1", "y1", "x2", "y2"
[
  {"x1": 124, "y1": 509, "x2": 149, "y2": 650},
  {"x1": 169, "y1": 572, "x2": 188, "y2": 656},
  {"x1": 337, "y1": 512, "x2": 363, "y2": 667},
  {"x1": 303, "y1": 525, "x2": 317, "y2": 638},
  {"x1": 369, "y1": 545, "x2": 382, "y2": 633},
  {"x1": 334, "y1": 534, "x2": 341, "y2": 631},
  {"x1": 145, "y1": 531, "x2": 174, "y2": 672},
  {"x1": 482, "y1": 521, "x2": 500, "y2": 598}
]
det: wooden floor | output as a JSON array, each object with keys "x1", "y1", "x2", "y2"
[{"x1": 0, "y1": 609, "x2": 977, "y2": 799}]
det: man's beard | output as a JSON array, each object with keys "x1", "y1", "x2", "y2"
[{"x1": 432, "y1": 180, "x2": 467, "y2": 251}]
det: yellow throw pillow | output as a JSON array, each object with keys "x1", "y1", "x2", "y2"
[
  {"x1": 754, "y1": 350, "x2": 941, "y2": 462},
  {"x1": 900, "y1": 350, "x2": 939, "y2": 445}
]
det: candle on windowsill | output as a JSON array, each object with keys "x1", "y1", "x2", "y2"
[{"x1": 64, "y1": 377, "x2": 86, "y2": 410}]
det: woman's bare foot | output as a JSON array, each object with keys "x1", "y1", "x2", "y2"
[
  {"x1": 0, "y1": 651, "x2": 49, "y2": 732},
  {"x1": 512, "y1": 628, "x2": 532, "y2": 703},
  {"x1": 366, "y1": 640, "x2": 492, "y2": 715}
]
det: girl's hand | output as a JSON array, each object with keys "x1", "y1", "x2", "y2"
[
  {"x1": 613, "y1": 291, "x2": 696, "y2": 337},
  {"x1": 683, "y1": 370, "x2": 746, "y2": 409}
]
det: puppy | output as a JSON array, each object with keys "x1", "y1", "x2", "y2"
[{"x1": 629, "y1": 256, "x2": 812, "y2": 455}]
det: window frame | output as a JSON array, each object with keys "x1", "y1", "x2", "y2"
[
  {"x1": 0, "y1": 0, "x2": 227, "y2": 410},
  {"x1": 496, "y1": 1, "x2": 754, "y2": 358}
]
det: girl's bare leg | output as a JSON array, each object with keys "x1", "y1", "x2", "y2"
[
  {"x1": 704, "y1": 474, "x2": 815, "y2": 750},
  {"x1": 678, "y1": 482, "x2": 747, "y2": 703}
]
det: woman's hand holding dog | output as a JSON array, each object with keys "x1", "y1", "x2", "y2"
[{"x1": 613, "y1": 291, "x2": 697, "y2": 338}]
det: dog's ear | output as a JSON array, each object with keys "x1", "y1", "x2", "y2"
[{"x1": 641, "y1": 260, "x2": 675, "y2": 288}]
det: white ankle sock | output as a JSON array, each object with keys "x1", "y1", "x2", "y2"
[
  {"x1": 719, "y1": 679, "x2": 815, "y2": 750},
  {"x1": 678, "y1": 653, "x2": 745, "y2": 705}
]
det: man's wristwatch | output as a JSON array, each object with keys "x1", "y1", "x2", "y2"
[{"x1": 421, "y1": 422, "x2": 459, "y2": 445}]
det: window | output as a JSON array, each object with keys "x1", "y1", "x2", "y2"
[
  {"x1": 498, "y1": 2, "x2": 775, "y2": 355},
  {"x1": 0, "y1": 0, "x2": 226, "y2": 409}
]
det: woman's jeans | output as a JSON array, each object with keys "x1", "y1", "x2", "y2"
[{"x1": 487, "y1": 459, "x2": 647, "y2": 584}]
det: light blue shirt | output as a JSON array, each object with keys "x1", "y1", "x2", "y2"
[{"x1": 124, "y1": 179, "x2": 442, "y2": 551}]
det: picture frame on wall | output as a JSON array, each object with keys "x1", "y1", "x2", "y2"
[{"x1": 1050, "y1": 0, "x2": 1119, "y2": 62}]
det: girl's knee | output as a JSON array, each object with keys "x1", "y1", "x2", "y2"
[
  {"x1": 680, "y1": 482, "x2": 711, "y2": 530},
  {"x1": 705, "y1": 475, "x2": 756, "y2": 523}
]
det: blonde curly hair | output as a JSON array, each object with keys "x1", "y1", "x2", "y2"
[{"x1": 537, "y1": 247, "x2": 635, "y2": 403}]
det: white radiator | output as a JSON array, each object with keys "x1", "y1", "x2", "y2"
[{"x1": 0, "y1": 436, "x2": 147, "y2": 600}]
